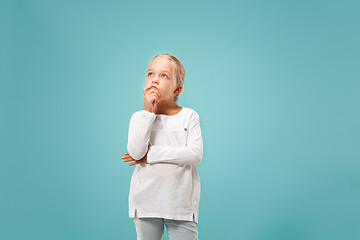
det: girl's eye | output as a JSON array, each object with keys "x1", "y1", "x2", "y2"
[{"x1": 147, "y1": 73, "x2": 168, "y2": 78}]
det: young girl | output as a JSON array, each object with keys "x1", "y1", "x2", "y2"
[{"x1": 121, "y1": 53, "x2": 203, "y2": 240}]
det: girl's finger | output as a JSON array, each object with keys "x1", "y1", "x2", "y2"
[
  {"x1": 143, "y1": 86, "x2": 152, "y2": 95},
  {"x1": 147, "y1": 88, "x2": 159, "y2": 95},
  {"x1": 151, "y1": 95, "x2": 158, "y2": 103},
  {"x1": 123, "y1": 155, "x2": 134, "y2": 160},
  {"x1": 122, "y1": 155, "x2": 133, "y2": 161},
  {"x1": 152, "y1": 96, "x2": 159, "y2": 103},
  {"x1": 124, "y1": 158, "x2": 135, "y2": 162},
  {"x1": 150, "y1": 89, "x2": 160, "y2": 96},
  {"x1": 152, "y1": 92, "x2": 159, "y2": 98}
]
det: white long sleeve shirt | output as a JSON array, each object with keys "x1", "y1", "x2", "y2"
[{"x1": 126, "y1": 107, "x2": 203, "y2": 224}]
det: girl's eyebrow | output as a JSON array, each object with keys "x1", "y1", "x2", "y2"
[{"x1": 147, "y1": 69, "x2": 171, "y2": 74}]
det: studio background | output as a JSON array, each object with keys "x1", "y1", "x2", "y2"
[{"x1": 1, "y1": 0, "x2": 359, "y2": 239}]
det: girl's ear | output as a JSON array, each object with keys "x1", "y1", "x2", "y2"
[{"x1": 174, "y1": 85, "x2": 183, "y2": 95}]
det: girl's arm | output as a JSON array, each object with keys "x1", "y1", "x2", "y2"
[
  {"x1": 127, "y1": 110, "x2": 156, "y2": 160},
  {"x1": 147, "y1": 113, "x2": 203, "y2": 165}
]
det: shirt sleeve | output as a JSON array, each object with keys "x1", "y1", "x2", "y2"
[
  {"x1": 127, "y1": 110, "x2": 156, "y2": 160},
  {"x1": 147, "y1": 112, "x2": 203, "y2": 165}
]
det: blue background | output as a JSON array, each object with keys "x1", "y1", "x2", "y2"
[{"x1": 1, "y1": 0, "x2": 359, "y2": 239}]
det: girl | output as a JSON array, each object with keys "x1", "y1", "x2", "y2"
[{"x1": 121, "y1": 53, "x2": 203, "y2": 240}]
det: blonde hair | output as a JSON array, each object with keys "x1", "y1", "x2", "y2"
[{"x1": 149, "y1": 53, "x2": 185, "y2": 103}]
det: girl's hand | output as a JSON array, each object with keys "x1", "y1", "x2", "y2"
[
  {"x1": 143, "y1": 86, "x2": 160, "y2": 112},
  {"x1": 121, "y1": 152, "x2": 148, "y2": 166}
]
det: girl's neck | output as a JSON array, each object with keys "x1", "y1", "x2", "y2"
[{"x1": 152, "y1": 101, "x2": 181, "y2": 116}]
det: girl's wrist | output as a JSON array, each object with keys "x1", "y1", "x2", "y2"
[{"x1": 143, "y1": 105, "x2": 153, "y2": 113}]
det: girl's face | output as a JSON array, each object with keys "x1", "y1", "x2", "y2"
[{"x1": 146, "y1": 57, "x2": 181, "y2": 103}]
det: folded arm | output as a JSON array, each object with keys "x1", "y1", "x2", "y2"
[
  {"x1": 127, "y1": 110, "x2": 156, "y2": 160},
  {"x1": 147, "y1": 112, "x2": 203, "y2": 165}
]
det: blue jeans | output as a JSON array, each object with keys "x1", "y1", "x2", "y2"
[{"x1": 132, "y1": 217, "x2": 198, "y2": 240}]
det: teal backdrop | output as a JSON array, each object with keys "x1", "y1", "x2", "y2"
[{"x1": 1, "y1": 0, "x2": 359, "y2": 239}]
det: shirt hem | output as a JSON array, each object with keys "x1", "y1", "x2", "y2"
[{"x1": 129, "y1": 208, "x2": 198, "y2": 224}]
